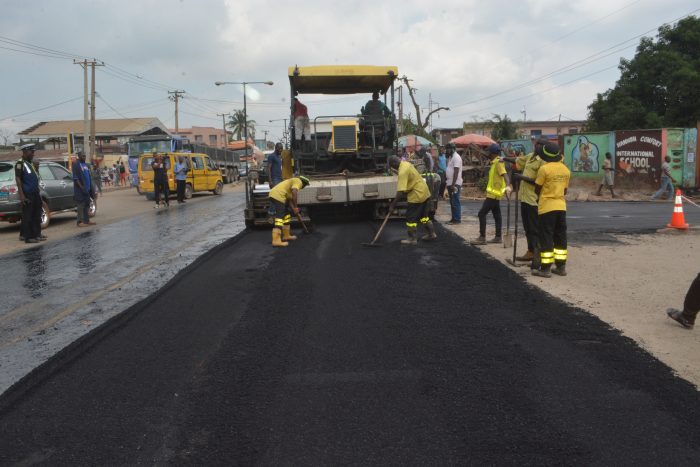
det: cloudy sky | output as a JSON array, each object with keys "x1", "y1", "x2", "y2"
[{"x1": 1, "y1": 0, "x2": 698, "y2": 143}]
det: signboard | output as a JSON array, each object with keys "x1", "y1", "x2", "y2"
[{"x1": 614, "y1": 130, "x2": 662, "y2": 185}]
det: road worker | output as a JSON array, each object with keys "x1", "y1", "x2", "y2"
[
  {"x1": 388, "y1": 155, "x2": 436, "y2": 245},
  {"x1": 532, "y1": 142, "x2": 571, "y2": 278},
  {"x1": 506, "y1": 138, "x2": 546, "y2": 269},
  {"x1": 268, "y1": 175, "x2": 310, "y2": 247},
  {"x1": 471, "y1": 143, "x2": 512, "y2": 245}
]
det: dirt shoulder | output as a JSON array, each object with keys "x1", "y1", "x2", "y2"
[{"x1": 438, "y1": 202, "x2": 700, "y2": 387}]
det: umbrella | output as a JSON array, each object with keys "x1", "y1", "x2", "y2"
[
  {"x1": 450, "y1": 134, "x2": 496, "y2": 148},
  {"x1": 398, "y1": 134, "x2": 433, "y2": 150}
]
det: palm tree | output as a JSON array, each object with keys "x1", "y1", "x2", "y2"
[{"x1": 227, "y1": 110, "x2": 256, "y2": 140}]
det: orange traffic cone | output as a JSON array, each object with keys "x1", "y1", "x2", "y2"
[{"x1": 667, "y1": 189, "x2": 689, "y2": 230}]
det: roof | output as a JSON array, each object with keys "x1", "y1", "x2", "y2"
[
  {"x1": 288, "y1": 65, "x2": 398, "y2": 95},
  {"x1": 18, "y1": 118, "x2": 170, "y2": 138}
]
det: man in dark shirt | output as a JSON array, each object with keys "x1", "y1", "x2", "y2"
[
  {"x1": 72, "y1": 151, "x2": 96, "y2": 227},
  {"x1": 268, "y1": 143, "x2": 283, "y2": 188},
  {"x1": 152, "y1": 153, "x2": 169, "y2": 208},
  {"x1": 15, "y1": 144, "x2": 44, "y2": 243}
]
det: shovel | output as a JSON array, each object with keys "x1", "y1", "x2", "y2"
[
  {"x1": 295, "y1": 210, "x2": 312, "y2": 234},
  {"x1": 505, "y1": 185, "x2": 526, "y2": 267},
  {"x1": 503, "y1": 192, "x2": 513, "y2": 248},
  {"x1": 362, "y1": 198, "x2": 397, "y2": 247}
]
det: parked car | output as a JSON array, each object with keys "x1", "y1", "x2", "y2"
[{"x1": 0, "y1": 160, "x2": 96, "y2": 229}]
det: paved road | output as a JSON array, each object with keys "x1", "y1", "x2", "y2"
[
  {"x1": 461, "y1": 200, "x2": 700, "y2": 233},
  {"x1": 1, "y1": 221, "x2": 698, "y2": 465},
  {"x1": 0, "y1": 190, "x2": 246, "y2": 394}
]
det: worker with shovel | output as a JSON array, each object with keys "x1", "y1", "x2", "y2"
[
  {"x1": 389, "y1": 156, "x2": 436, "y2": 245},
  {"x1": 268, "y1": 176, "x2": 310, "y2": 247}
]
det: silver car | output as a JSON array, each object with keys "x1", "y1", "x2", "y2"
[{"x1": 0, "y1": 160, "x2": 96, "y2": 229}]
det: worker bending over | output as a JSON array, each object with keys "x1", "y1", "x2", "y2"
[
  {"x1": 471, "y1": 144, "x2": 512, "y2": 245},
  {"x1": 389, "y1": 156, "x2": 436, "y2": 245},
  {"x1": 533, "y1": 142, "x2": 571, "y2": 278},
  {"x1": 268, "y1": 176, "x2": 310, "y2": 247}
]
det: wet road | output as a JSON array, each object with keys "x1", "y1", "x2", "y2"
[
  {"x1": 1, "y1": 221, "x2": 698, "y2": 465},
  {"x1": 0, "y1": 191, "x2": 246, "y2": 394},
  {"x1": 462, "y1": 200, "x2": 700, "y2": 233}
]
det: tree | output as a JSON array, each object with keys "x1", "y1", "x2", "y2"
[
  {"x1": 226, "y1": 109, "x2": 256, "y2": 140},
  {"x1": 587, "y1": 16, "x2": 700, "y2": 131},
  {"x1": 0, "y1": 128, "x2": 16, "y2": 146},
  {"x1": 399, "y1": 76, "x2": 450, "y2": 129},
  {"x1": 489, "y1": 114, "x2": 520, "y2": 140}
]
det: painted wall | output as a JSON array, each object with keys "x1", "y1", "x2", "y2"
[
  {"x1": 664, "y1": 129, "x2": 685, "y2": 187},
  {"x1": 614, "y1": 129, "x2": 662, "y2": 188},
  {"x1": 683, "y1": 128, "x2": 697, "y2": 189},
  {"x1": 563, "y1": 132, "x2": 613, "y2": 180},
  {"x1": 500, "y1": 139, "x2": 533, "y2": 156}
]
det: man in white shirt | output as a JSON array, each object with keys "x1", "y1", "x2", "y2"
[{"x1": 445, "y1": 143, "x2": 463, "y2": 224}]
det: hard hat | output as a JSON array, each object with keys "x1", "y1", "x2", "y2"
[
  {"x1": 536, "y1": 141, "x2": 562, "y2": 162},
  {"x1": 299, "y1": 175, "x2": 310, "y2": 187},
  {"x1": 487, "y1": 143, "x2": 501, "y2": 154}
]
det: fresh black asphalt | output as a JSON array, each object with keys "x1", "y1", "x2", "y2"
[{"x1": 1, "y1": 221, "x2": 699, "y2": 465}]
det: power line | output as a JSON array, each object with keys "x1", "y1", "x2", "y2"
[{"x1": 0, "y1": 96, "x2": 83, "y2": 121}]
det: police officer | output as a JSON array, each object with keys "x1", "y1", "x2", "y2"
[{"x1": 15, "y1": 144, "x2": 45, "y2": 243}]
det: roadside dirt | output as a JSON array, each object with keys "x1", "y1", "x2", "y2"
[{"x1": 439, "y1": 202, "x2": 700, "y2": 387}]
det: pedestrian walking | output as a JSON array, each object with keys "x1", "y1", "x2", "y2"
[
  {"x1": 15, "y1": 144, "x2": 45, "y2": 243},
  {"x1": 119, "y1": 162, "x2": 127, "y2": 186},
  {"x1": 445, "y1": 143, "x2": 462, "y2": 225},
  {"x1": 110, "y1": 165, "x2": 118, "y2": 187},
  {"x1": 72, "y1": 151, "x2": 96, "y2": 227},
  {"x1": 666, "y1": 272, "x2": 700, "y2": 330},
  {"x1": 651, "y1": 156, "x2": 676, "y2": 200},
  {"x1": 471, "y1": 144, "x2": 512, "y2": 245},
  {"x1": 174, "y1": 155, "x2": 189, "y2": 204},
  {"x1": 437, "y1": 146, "x2": 447, "y2": 199},
  {"x1": 532, "y1": 142, "x2": 571, "y2": 278},
  {"x1": 268, "y1": 142, "x2": 283, "y2": 188},
  {"x1": 506, "y1": 139, "x2": 546, "y2": 268},
  {"x1": 596, "y1": 152, "x2": 616, "y2": 198},
  {"x1": 91, "y1": 162, "x2": 102, "y2": 195},
  {"x1": 268, "y1": 176, "x2": 310, "y2": 247},
  {"x1": 152, "y1": 153, "x2": 169, "y2": 208},
  {"x1": 388, "y1": 155, "x2": 436, "y2": 245}
]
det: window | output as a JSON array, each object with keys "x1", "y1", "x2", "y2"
[
  {"x1": 50, "y1": 165, "x2": 72, "y2": 180},
  {"x1": 192, "y1": 156, "x2": 204, "y2": 169},
  {"x1": 209, "y1": 135, "x2": 217, "y2": 146},
  {"x1": 530, "y1": 129, "x2": 542, "y2": 137},
  {"x1": 568, "y1": 128, "x2": 579, "y2": 134},
  {"x1": 206, "y1": 157, "x2": 217, "y2": 170},
  {"x1": 194, "y1": 135, "x2": 203, "y2": 143},
  {"x1": 0, "y1": 164, "x2": 14, "y2": 182},
  {"x1": 38, "y1": 165, "x2": 55, "y2": 180}
]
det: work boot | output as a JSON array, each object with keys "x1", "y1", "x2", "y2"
[
  {"x1": 552, "y1": 264, "x2": 567, "y2": 276},
  {"x1": 666, "y1": 309, "x2": 694, "y2": 330},
  {"x1": 516, "y1": 250, "x2": 534, "y2": 262},
  {"x1": 487, "y1": 236, "x2": 502, "y2": 244},
  {"x1": 420, "y1": 221, "x2": 437, "y2": 241},
  {"x1": 532, "y1": 267, "x2": 552, "y2": 278},
  {"x1": 401, "y1": 228, "x2": 418, "y2": 245},
  {"x1": 470, "y1": 236, "x2": 486, "y2": 245},
  {"x1": 282, "y1": 225, "x2": 297, "y2": 241},
  {"x1": 272, "y1": 228, "x2": 288, "y2": 247}
]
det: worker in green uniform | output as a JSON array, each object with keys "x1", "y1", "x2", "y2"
[
  {"x1": 268, "y1": 176, "x2": 310, "y2": 247},
  {"x1": 471, "y1": 144, "x2": 512, "y2": 245},
  {"x1": 389, "y1": 155, "x2": 436, "y2": 245},
  {"x1": 533, "y1": 142, "x2": 571, "y2": 278}
]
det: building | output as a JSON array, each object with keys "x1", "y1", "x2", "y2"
[
  {"x1": 170, "y1": 126, "x2": 229, "y2": 148},
  {"x1": 432, "y1": 119, "x2": 587, "y2": 144}
]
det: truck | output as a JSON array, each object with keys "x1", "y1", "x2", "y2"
[{"x1": 244, "y1": 65, "x2": 400, "y2": 227}]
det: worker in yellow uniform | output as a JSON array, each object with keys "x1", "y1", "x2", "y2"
[
  {"x1": 533, "y1": 142, "x2": 571, "y2": 278},
  {"x1": 281, "y1": 147, "x2": 294, "y2": 180},
  {"x1": 389, "y1": 155, "x2": 436, "y2": 245},
  {"x1": 268, "y1": 175, "x2": 310, "y2": 247},
  {"x1": 471, "y1": 144, "x2": 512, "y2": 245}
]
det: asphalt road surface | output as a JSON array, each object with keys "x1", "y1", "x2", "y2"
[
  {"x1": 1, "y1": 221, "x2": 698, "y2": 465},
  {"x1": 462, "y1": 200, "x2": 700, "y2": 233}
]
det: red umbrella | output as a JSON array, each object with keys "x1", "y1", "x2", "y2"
[{"x1": 450, "y1": 134, "x2": 496, "y2": 148}]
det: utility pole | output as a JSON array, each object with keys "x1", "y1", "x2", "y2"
[
  {"x1": 263, "y1": 130, "x2": 269, "y2": 148},
  {"x1": 217, "y1": 113, "x2": 230, "y2": 148},
  {"x1": 74, "y1": 59, "x2": 103, "y2": 162},
  {"x1": 168, "y1": 90, "x2": 186, "y2": 134}
]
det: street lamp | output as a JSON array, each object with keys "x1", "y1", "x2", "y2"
[
  {"x1": 214, "y1": 80, "x2": 274, "y2": 197},
  {"x1": 269, "y1": 118, "x2": 288, "y2": 148}
]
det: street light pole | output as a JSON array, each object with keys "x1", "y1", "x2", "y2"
[
  {"x1": 215, "y1": 80, "x2": 273, "y2": 205},
  {"x1": 269, "y1": 118, "x2": 288, "y2": 147}
]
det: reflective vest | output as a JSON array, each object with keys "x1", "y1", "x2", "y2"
[{"x1": 486, "y1": 159, "x2": 506, "y2": 199}]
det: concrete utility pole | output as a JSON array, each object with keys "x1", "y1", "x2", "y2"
[
  {"x1": 217, "y1": 113, "x2": 230, "y2": 148},
  {"x1": 168, "y1": 90, "x2": 186, "y2": 135},
  {"x1": 74, "y1": 59, "x2": 103, "y2": 162},
  {"x1": 263, "y1": 130, "x2": 269, "y2": 148},
  {"x1": 269, "y1": 119, "x2": 288, "y2": 147}
]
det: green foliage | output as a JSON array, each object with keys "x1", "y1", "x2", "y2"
[
  {"x1": 399, "y1": 118, "x2": 436, "y2": 143},
  {"x1": 226, "y1": 109, "x2": 256, "y2": 140},
  {"x1": 489, "y1": 114, "x2": 520, "y2": 141},
  {"x1": 587, "y1": 16, "x2": 700, "y2": 130}
]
